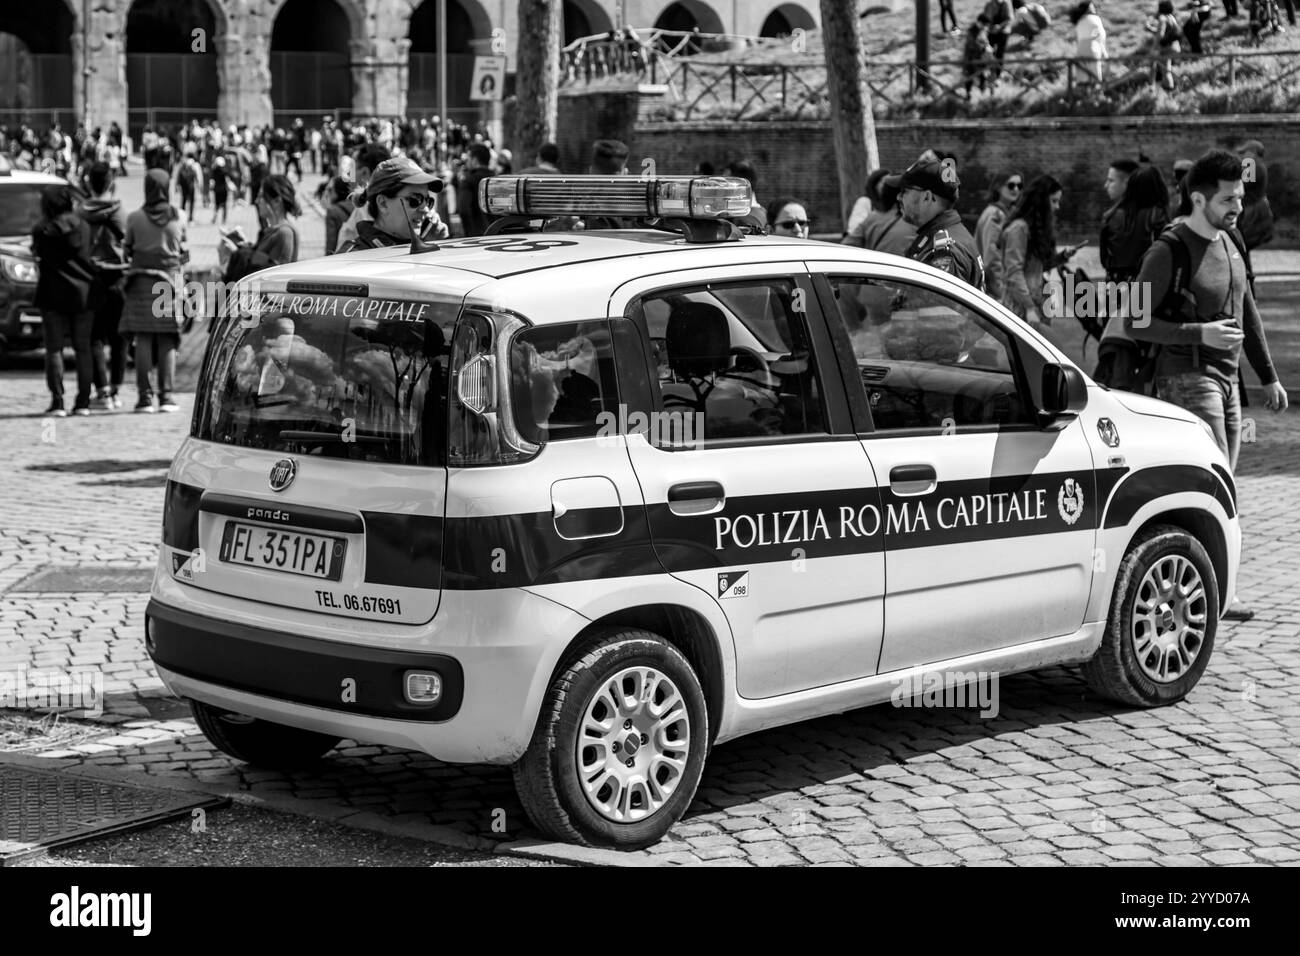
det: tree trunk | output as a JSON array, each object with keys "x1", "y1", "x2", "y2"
[
  {"x1": 819, "y1": 0, "x2": 881, "y2": 226},
  {"x1": 512, "y1": 0, "x2": 562, "y2": 160}
]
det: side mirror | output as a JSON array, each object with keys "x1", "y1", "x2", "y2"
[{"x1": 1040, "y1": 363, "x2": 1087, "y2": 422}]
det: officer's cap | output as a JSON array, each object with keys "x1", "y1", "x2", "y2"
[{"x1": 883, "y1": 159, "x2": 959, "y2": 202}]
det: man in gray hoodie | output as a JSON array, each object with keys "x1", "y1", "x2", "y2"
[{"x1": 77, "y1": 161, "x2": 128, "y2": 409}]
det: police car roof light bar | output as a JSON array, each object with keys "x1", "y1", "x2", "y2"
[{"x1": 480, "y1": 175, "x2": 754, "y2": 223}]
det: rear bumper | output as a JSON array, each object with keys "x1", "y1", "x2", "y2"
[
  {"x1": 146, "y1": 578, "x2": 585, "y2": 764},
  {"x1": 147, "y1": 599, "x2": 465, "y2": 722}
]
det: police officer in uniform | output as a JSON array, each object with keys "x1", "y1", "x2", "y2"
[{"x1": 883, "y1": 159, "x2": 985, "y2": 291}]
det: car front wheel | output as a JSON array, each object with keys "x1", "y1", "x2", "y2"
[
  {"x1": 513, "y1": 629, "x2": 708, "y2": 849},
  {"x1": 1084, "y1": 524, "x2": 1219, "y2": 707}
]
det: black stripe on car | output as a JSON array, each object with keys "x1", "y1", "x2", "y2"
[
  {"x1": 363, "y1": 512, "x2": 443, "y2": 590},
  {"x1": 162, "y1": 480, "x2": 203, "y2": 553},
  {"x1": 1102, "y1": 464, "x2": 1237, "y2": 529},
  {"x1": 440, "y1": 506, "x2": 662, "y2": 590}
]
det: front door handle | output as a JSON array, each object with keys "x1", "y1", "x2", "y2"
[
  {"x1": 668, "y1": 480, "x2": 725, "y2": 516},
  {"x1": 890, "y1": 464, "x2": 937, "y2": 497}
]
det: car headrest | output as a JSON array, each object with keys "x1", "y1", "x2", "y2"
[{"x1": 666, "y1": 301, "x2": 731, "y2": 380}]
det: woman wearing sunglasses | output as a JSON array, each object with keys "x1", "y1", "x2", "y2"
[
  {"x1": 336, "y1": 157, "x2": 446, "y2": 253},
  {"x1": 974, "y1": 170, "x2": 1022, "y2": 301},
  {"x1": 766, "y1": 197, "x2": 811, "y2": 239},
  {"x1": 221, "y1": 174, "x2": 302, "y2": 282}
]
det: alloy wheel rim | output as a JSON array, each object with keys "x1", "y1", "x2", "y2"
[
  {"x1": 1131, "y1": 554, "x2": 1207, "y2": 684},
  {"x1": 576, "y1": 666, "x2": 691, "y2": 823}
]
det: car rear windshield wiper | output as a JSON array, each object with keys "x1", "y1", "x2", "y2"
[{"x1": 278, "y1": 429, "x2": 389, "y2": 445}]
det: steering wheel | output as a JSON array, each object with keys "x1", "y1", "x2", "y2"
[{"x1": 725, "y1": 346, "x2": 774, "y2": 391}]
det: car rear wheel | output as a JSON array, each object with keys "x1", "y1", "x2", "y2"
[
  {"x1": 513, "y1": 629, "x2": 708, "y2": 849},
  {"x1": 190, "y1": 699, "x2": 341, "y2": 769},
  {"x1": 1084, "y1": 524, "x2": 1219, "y2": 707}
]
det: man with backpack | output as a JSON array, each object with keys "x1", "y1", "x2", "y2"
[
  {"x1": 1127, "y1": 149, "x2": 1287, "y2": 618},
  {"x1": 76, "y1": 161, "x2": 129, "y2": 410}
]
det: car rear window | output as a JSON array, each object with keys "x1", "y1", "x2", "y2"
[
  {"x1": 194, "y1": 295, "x2": 459, "y2": 467},
  {"x1": 0, "y1": 184, "x2": 45, "y2": 238}
]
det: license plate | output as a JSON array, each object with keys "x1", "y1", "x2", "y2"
[{"x1": 219, "y1": 521, "x2": 346, "y2": 581}]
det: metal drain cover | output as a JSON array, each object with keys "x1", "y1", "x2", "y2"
[
  {"x1": 0, "y1": 762, "x2": 226, "y2": 864},
  {"x1": 7, "y1": 566, "x2": 154, "y2": 594}
]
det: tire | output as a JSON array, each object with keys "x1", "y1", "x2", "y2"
[
  {"x1": 1084, "y1": 524, "x2": 1219, "y2": 707},
  {"x1": 513, "y1": 629, "x2": 709, "y2": 850},
  {"x1": 190, "y1": 699, "x2": 341, "y2": 769}
]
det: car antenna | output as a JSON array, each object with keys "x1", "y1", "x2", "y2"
[{"x1": 401, "y1": 200, "x2": 440, "y2": 254}]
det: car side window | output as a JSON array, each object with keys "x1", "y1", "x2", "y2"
[
  {"x1": 827, "y1": 276, "x2": 1035, "y2": 433},
  {"x1": 509, "y1": 320, "x2": 620, "y2": 445},
  {"x1": 632, "y1": 278, "x2": 829, "y2": 445}
]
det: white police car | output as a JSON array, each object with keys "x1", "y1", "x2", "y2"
[{"x1": 148, "y1": 176, "x2": 1238, "y2": 849}]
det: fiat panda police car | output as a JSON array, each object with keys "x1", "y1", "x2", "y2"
[{"x1": 147, "y1": 175, "x2": 1238, "y2": 849}]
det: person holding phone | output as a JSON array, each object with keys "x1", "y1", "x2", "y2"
[
  {"x1": 1128, "y1": 150, "x2": 1287, "y2": 470},
  {"x1": 1128, "y1": 150, "x2": 1287, "y2": 621},
  {"x1": 335, "y1": 157, "x2": 445, "y2": 253},
  {"x1": 220, "y1": 174, "x2": 301, "y2": 283}
]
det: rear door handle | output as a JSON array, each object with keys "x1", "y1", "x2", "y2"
[
  {"x1": 890, "y1": 464, "x2": 937, "y2": 497},
  {"x1": 668, "y1": 480, "x2": 725, "y2": 516}
]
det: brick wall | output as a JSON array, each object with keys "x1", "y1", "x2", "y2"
[{"x1": 557, "y1": 88, "x2": 1298, "y2": 245}]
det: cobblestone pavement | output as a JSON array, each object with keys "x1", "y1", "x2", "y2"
[{"x1": 2, "y1": 286, "x2": 1299, "y2": 867}]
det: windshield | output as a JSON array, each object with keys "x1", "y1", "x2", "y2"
[
  {"x1": 194, "y1": 295, "x2": 459, "y2": 467},
  {"x1": 0, "y1": 184, "x2": 44, "y2": 239}
]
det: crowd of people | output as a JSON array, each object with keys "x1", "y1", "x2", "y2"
[
  {"x1": 16, "y1": 112, "x2": 516, "y2": 418},
  {"x1": 957, "y1": 0, "x2": 1293, "y2": 98}
]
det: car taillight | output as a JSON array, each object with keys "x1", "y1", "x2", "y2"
[{"x1": 447, "y1": 310, "x2": 539, "y2": 466}]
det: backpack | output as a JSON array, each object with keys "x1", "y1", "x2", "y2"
[
  {"x1": 1107, "y1": 224, "x2": 1253, "y2": 395},
  {"x1": 1237, "y1": 197, "x2": 1275, "y2": 250}
]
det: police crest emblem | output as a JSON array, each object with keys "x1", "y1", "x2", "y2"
[{"x1": 1058, "y1": 478, "x2": 1085, "y2": 525}]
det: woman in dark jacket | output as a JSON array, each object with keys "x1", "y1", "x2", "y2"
[
  {"x1": 120, "y1": 168, "x2": 188, "y2": 412},
  {"x1": 1095, "y1": 164, "x2": 1170, "y2": 388},
  {"x1": 32, "y1": 184, "x2": 95, "y2": 415},
  {"x1": 221, "y1": 174, "x2": 301, "y2": 281}
]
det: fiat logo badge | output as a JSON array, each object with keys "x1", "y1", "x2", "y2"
[{"x1": 269, "y1": 458, "x2": 297, "y2": 492}]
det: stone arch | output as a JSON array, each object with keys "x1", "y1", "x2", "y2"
[
  {"x1": 405, "y1": 0, "x2": 493, "y2": 123},
  {"x1": 408, "y1": 0, "x2": 491, "y2": 54},
  {"x1": 653, "y1": 1, "x2": 725, "y2": 35},
  {"x1": 759, "y1": 3, "x2": 816, "y2": 38},
  {"x1": 125, "y1": 0, "x2": 224, "y2": 138},
  {"x1": 268, "y1": 0, "x2": 366, "y2": 45},
  {"x1": 564, "y1": 0, "x2": 614, "y2": 43},
  {"x1": 0, "y1": 0, "x2": 75, "y2": 53},
  {"x1": 270, "y1": 0, "x2": 356, "y2": 122},
  {"x1": 0, "y1": 0, "x2": 76, "y2": 124}
]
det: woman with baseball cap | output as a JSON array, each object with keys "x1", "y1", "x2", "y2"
[{"x1": 337, "y1": 156, "x2": 447, "y2": 252}]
